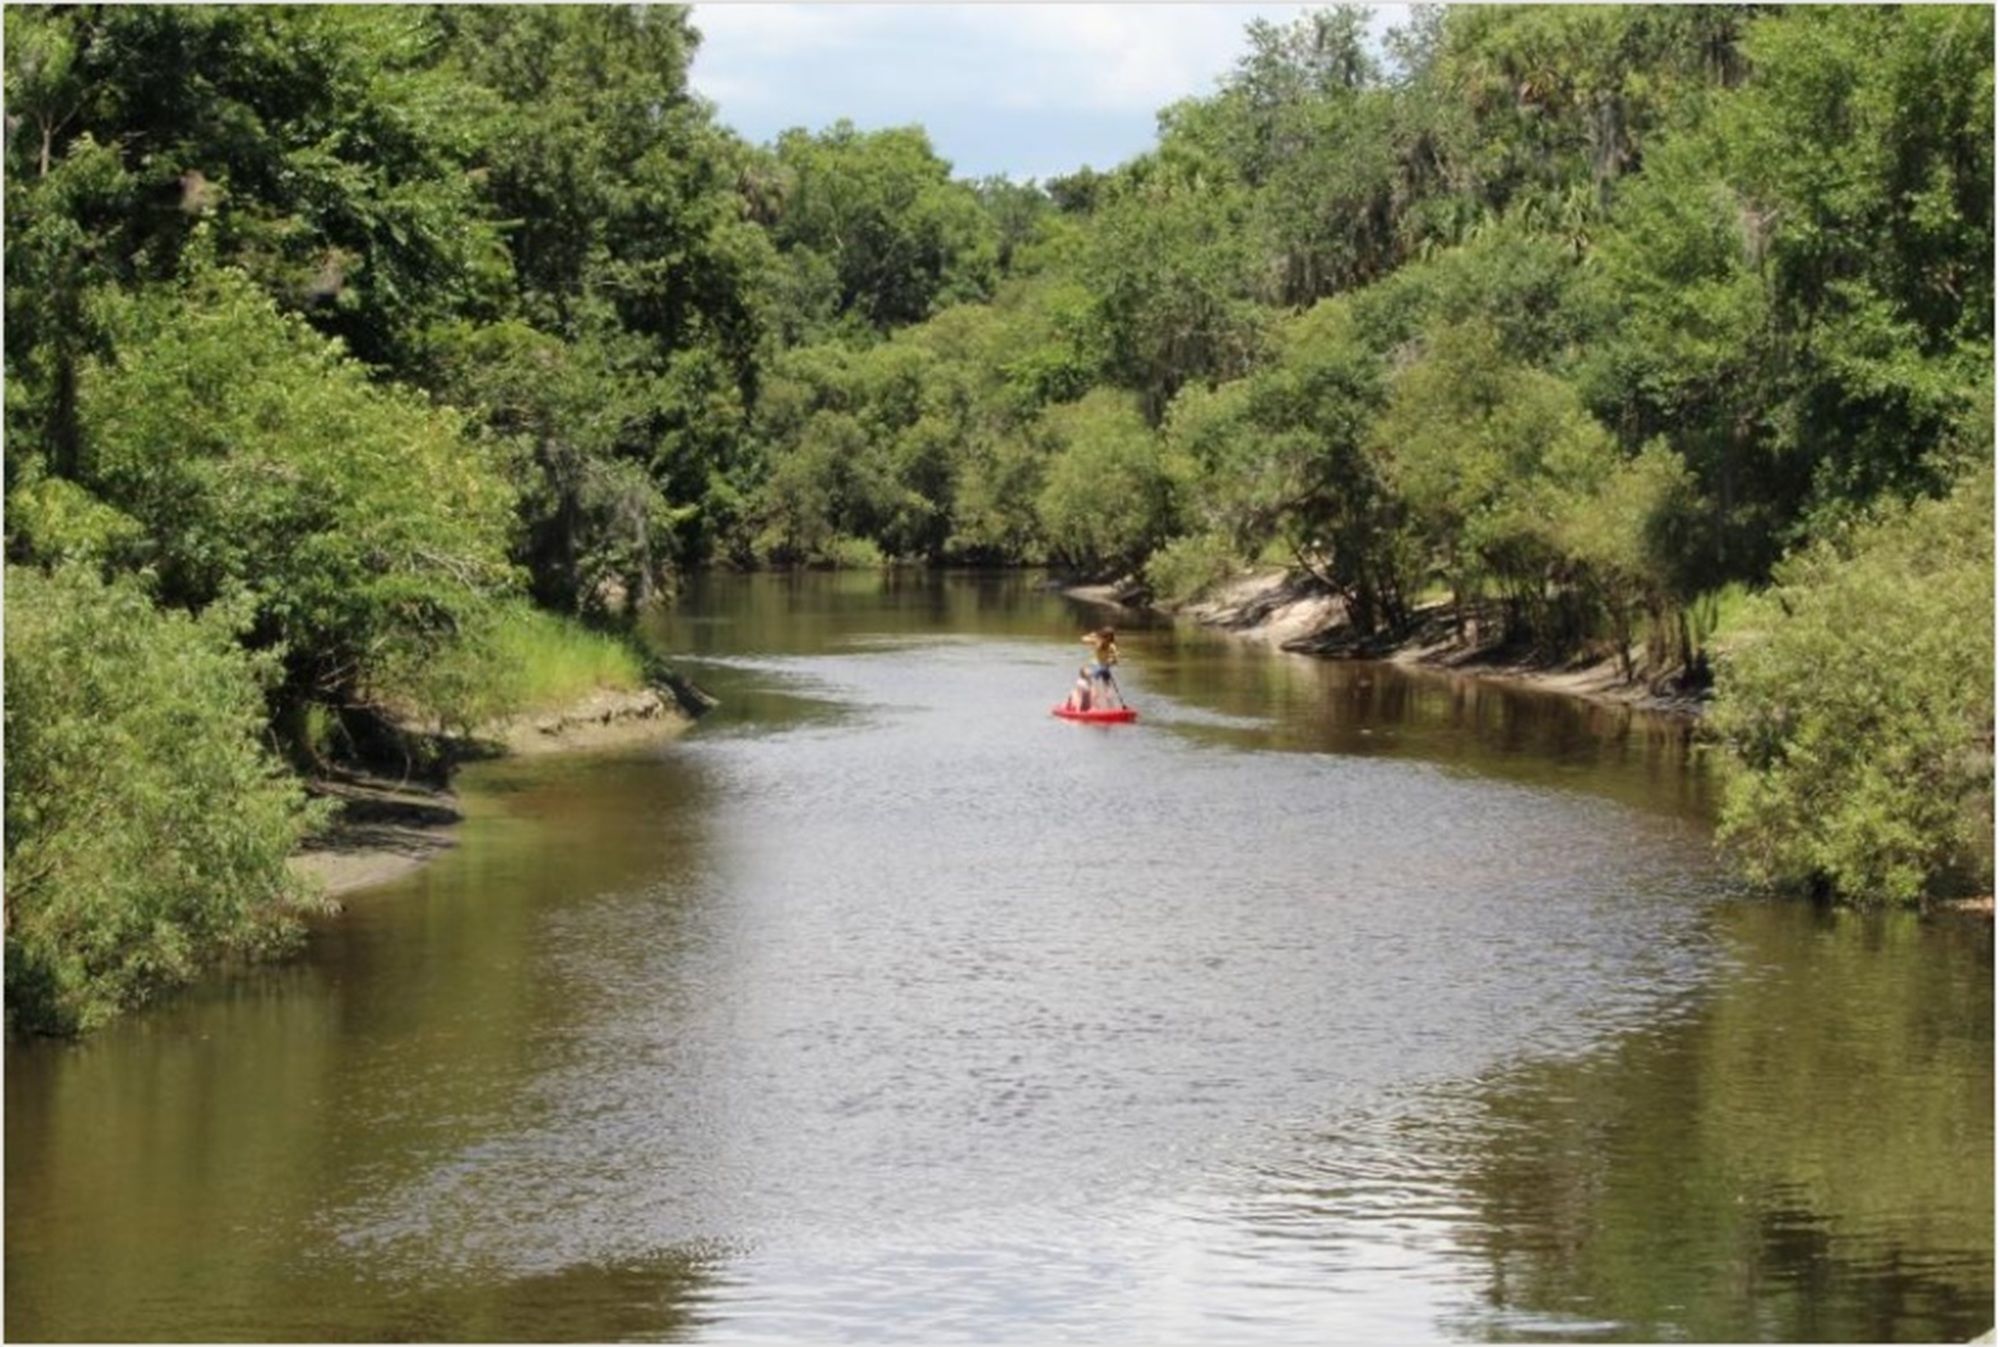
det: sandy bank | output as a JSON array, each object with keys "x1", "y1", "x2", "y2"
[
  {"x1": 1166, "y1": 570, "x2": 1707, "y2": 719},
  {"x1": 291, "y1": 679, "x2": 710, "y2": 901},
  {"x1": 289, "y1": 773, "x2": 463, "y2": 900},
  {"x1": 475, "y1": 684, "x2": 700, "y2": 757},
  {"x1": 1060, "y1": 579, "x2": 1150, "y2": 611}
]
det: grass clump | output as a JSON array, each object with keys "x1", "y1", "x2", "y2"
[
  {"x1": 401, "y1": 603, "x2": 650, "y2": 730},
  {"x1": 483, "y1": 605, "x2": 648, "y2": 713}
]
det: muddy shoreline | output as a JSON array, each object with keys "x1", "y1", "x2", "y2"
[
  {"x1": 289, "y1": 772, "x2": 466, "y2": 901},
  {"x1": 289, "y1": 684, "x2": 702, "y2": 900}
]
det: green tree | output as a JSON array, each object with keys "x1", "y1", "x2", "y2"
[
  {"x1": 1707, "y1": 465, "x2": 1995, "y2": 906},
  {"x1": 973, "y1": 175, "x2": 1055, "y2": 277},
  {"x1": 1082, "y1": 177, "x2": 1272, "y2": 421},
  {"x1": 3, "y1": 133, "x2": 136, "y2": 481},
  {"x1": 440, "y1": 5, "x2": 769, "y2": 370},
  {"x1": 1374, "y1": 319, "x2": 1623, "y2": 646},
  {"x1": 1554, "y1": 441, "x2": 1703, "y2": 677},
  {"x1": 1722, "y1": 5, "x2": 1993, "y2": 518},
  {"x1": 72, "y1": 256, "x2": 519, "y2": 734},
  {"x1": 3, "y1": 6, "x2": 512, "y2": 370},
  {"x1": 1164, "y1": 299, "x2": 1408, "y2": 628},
  {"x1": 1429, "y1": 5, "x2": 1749, "y2": 221},
  {"x1": 1576, "y1": 133, "x2": 1778, "y2": 584},
  {"x1": 5, "y1": 565, "x2": 328, "y2": 1034},
  {"x1": 1035, "y1": 390, "x2": 1177, "y2": 576},
  {"x1": 424, "y1": 319, "x2": 706, "y2": 612},
  {"x1": 1175, "y1": 6, "x2": 1404, "y2": 302},
  {"x1": 1582, "y1": 4, "x2": 1994, "y2": 582},
  {"x1": 769, "y1": 121, "x2": 997, "y2": 331}
]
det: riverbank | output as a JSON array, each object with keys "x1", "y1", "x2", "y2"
[
  {"x1": 1083, "y1": 570, "x2": 1709, "y2": 719},
  {"x1": 477, "y1": 683, "x2": 702, "y2": 757},
  {"x1": 290, "y1": 683, "x2": 704, "y2": 900},
  {"x1": 290, "y1": 772, "x2": 465, "y2": 900}
]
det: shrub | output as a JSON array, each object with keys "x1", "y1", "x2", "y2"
[
  {"x1": 1707, "y1": 466, "x2": 1994, "y2": 905},
  {"x1": 75, "y1": 257, "x2": 519, "y2": 729},
  {"x1": 821, "y1": 535, "x2": 889, "y2": 571},
  {"x1": 1145, "y1": 532, "x2": 1242, "y2": 604},
  {"x1": 4, "y1": 565, "x2": 329, "y2": 1033}
]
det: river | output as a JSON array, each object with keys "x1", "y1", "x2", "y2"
[{"x1": 6, "y1": 571, "x2": 1991, "y2": 1342}]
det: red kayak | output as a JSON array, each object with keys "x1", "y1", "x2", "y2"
[{"x1": 1052, "y1": 705, "x2": 1139, "y2": 724}]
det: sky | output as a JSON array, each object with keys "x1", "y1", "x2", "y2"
[{"x1": 689, "y1": 4, "x2": 1409, "y2": 183}]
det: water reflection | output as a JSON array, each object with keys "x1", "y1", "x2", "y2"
[
  {"x1": 347, "y1": 1251, "x2": 724, "y2": 1343},
  {"x1": 6, "y1": 751, "x2": 726, "y2": 1342},
  {"x1": 659, "y1": 571, "x2": 1714, "y2": 822},
  {"x1": 6, "y1": 571, "x2": 1988, "y2": 1343},
  {"x1": 1134, "y1": 624, "x2": 1713, "y2": 821},
  {"x1": 1221, "y1": 904, "x2": 1993, "y2": 1343}
]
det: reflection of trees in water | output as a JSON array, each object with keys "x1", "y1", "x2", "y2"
[
  {"x1": 1196, "y1": 903, "x2": 1989, "y2": 1342},
  {"x1": 648, "y1": 570, "x2": 1073, "y2": 660},
  {"x1": 1140, "y1": 625, "x2": 1712, "y2": 821},
  {"x1": 336, "y1": 1248, "x2": 725, "y2": 1342},
  {"x1": 1431, "y1": 902, "x2": 1993, "y2": 1342},
  {"x1": 5, "y1": 752, "x2": 728, "y2": 1342},
  {"x1": 1743, "y1": 1189, "x2": 1994, "y2": 1344}
]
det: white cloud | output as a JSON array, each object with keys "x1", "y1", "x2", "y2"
[
  {"x1": 690, "y1": 3, "x2": 1413, "y2": 178},
  {"x1": 692, "y1": 4, "x2": 1313, "y2": 112},
  {"x1": 952, "y1": 6, "x2": 1299, "y2": 113},
  {"x1": 688, "y1": 3, "x2": 869, "y2": 60}
]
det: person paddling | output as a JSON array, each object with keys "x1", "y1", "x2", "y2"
[{"x1": 1080, "y1": 626, "x2": 1122, "y2": 709}]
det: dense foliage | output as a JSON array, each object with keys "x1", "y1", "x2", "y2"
[
  {"x1": 4, "y1": 566, "x2": 327, "y2": 1033},
  {"x1": 1709, "y1": 466, "x2": 1995, "y2": 906},
  {"x1": 73, "y1": 258, "x2": 519, "y2": 728},
  {"x1": 4, "y1": 1, "x2": 1991, "y2": 1029}
]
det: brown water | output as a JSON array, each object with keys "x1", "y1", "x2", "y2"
[{"x1": 7, "y1": 571, "x2": 1991, "y2": 1342}]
